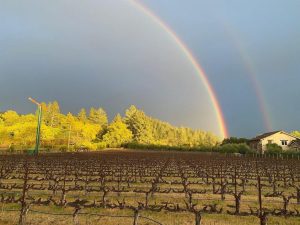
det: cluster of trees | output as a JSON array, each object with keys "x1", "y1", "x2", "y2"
[
  {"x1": 0, "y1": 102, "x2": 220, "y2": 151},
  {"x1": 291, "y1": 131, "x2": 300, "y2": 138}
]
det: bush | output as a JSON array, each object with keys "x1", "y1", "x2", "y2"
[
  {"x1": 123, "y1": 142, "x2": 212, "y2": 152},
  {"x1": 123, "y1": 142, "x2": 258, "y2": 154},
  {"x1": 79, "y1": 142, "x2": 97, "y2": 151},
  {"x1": 283, "y1": 150, "x2": 300, "y2": 157},
  {"x1": 96, "y1": 142, "x2": 106, "y2": 150},
  {"x1": 214, "y1": 143, "x2": 254, "y2": 154},
  {"x1": 265, "y1": 143, "x2": 282, "y2": 154},
  {"x1": 221, "y1": 137, "x2": 249, "y2": 146},
  {"x1": 59, "y1": 146, "x2": 67, "y2": 152}
]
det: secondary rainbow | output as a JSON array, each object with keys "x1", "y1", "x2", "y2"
[
  {"x1": 129, "y1": 0, "x2": 229, "y2": 138},
  {"x1": 221, "y1": 20, "x2": 273, "y2": 132}
]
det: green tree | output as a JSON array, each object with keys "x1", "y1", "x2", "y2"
[
  {"x1": 102, "y1": 114, "x2": 133, "y2": 148},
  {"x1": 89, "y1": 107, "x2": 108, "y2": 127},
  {"x1": 124, "y1": 105, "x2": 154, "y2": 144}
]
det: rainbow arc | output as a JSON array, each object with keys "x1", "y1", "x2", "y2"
[{"x1": 129, "y1": 0, "x2": 229, "y2": 138}]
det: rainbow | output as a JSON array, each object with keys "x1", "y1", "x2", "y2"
[
  {"x1": 235, "y1": 47, "x2": 273, "y2": 132},
  {"x1": 129, "y1": 0, "x2": 229, "y2": 138},
  {"x1": 221, "y1": 21, "x2": 273, "y2": 132}
]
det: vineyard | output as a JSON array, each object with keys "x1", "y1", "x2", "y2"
[{"x1": 0, "y1": 150, "x2": 299, "y2": 225}]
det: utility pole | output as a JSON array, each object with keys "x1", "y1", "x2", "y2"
[{"x1": 28, "y1": 97, "x2": 42, "y2": 155}]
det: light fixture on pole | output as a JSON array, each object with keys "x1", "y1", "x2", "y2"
[{"x1": 28, "y1": 97, "x2": 42, "y2": 155}]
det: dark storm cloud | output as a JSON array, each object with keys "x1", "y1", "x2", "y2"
[
  {"x1": 1, "y1": 0, "x2": 299, "y2": 137},
  {"x1": 143, "y1": 0, "x2": 300, "y2": 137},
  {"x1": 0, "y1": 0, "x2": 222, "y2": 136}
]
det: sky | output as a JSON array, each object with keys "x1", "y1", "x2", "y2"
[{"x1": 0, "y1": 0, "x2": 299, "y2": 138}]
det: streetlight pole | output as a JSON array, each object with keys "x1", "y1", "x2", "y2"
[{"x1": 28, "y1": 97, "x2": 42, "y2": 155}]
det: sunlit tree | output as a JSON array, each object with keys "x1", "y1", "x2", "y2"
[
  {"x1": 124, "y1": 105, "x2": 154, "y2": 144},
  {"x1": 78, "y1": 108, "x2": 87, "y2": 123},
  {"x1": 102, "y1": 114, "x2": 133, "y2": 147},
  {"x1": 291, "y1": 131, "x2": 300, "y2": 138},
  {"x1": 89, "y1": 107, "x2": 108, "y2": 127}
]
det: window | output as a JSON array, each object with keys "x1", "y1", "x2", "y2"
[
  {"x1": 268, "y1": 140, "x2": 273, "y2": 144},
  {"x1": 281, "y1": 140, "x2": 288, "y2": 146}
]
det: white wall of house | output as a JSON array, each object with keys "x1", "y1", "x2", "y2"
[{"x1": 261, "y1": 132, "x2": 297, "y2": 151}]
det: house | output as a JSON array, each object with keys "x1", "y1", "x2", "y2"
[
  {"x1": 249, "y1": 130, "x2": 300, "y2": 153},
  {"x1": 289, "y1": 140, "x2": 300, "y2": 151}
]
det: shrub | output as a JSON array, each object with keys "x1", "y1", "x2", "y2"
[
  {"x1": 59, "y1": 146, "x2": 67, "y2": 152},
  {"x1": 214, "y1": 143, "x2": 254, "y2": 154},
  {"x1": 123, "y1": 142, "x2": 214, "y2": 152},
  {"x1": 79, "y1": 142, "x2": 97, "y2": 151},
  {"x1": 123, "y1": 142, "x2": 258, "y2": 154},
  {"x1": 96, "y1": 142, "x2": 106, "y2": 150},
  {"x1": 265, "y1": 143, "x2": 283, "y2": 154},
  {"x1": 221, "y1": 137, "x2": 249, "y2": 146}
]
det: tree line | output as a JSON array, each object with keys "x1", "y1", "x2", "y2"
[{"x1": 0, "y1": 102, "x2": 220, "y2": 151}]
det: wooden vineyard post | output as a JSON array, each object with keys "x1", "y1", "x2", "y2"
[
  {"x1": 258, "y1": 176, "x2": 268, "y2": 225},
  {"x1": 19, "y1": 162, "x2": 30, "y2": 225},
  {"x1": 133, "y1": 208, "x2": 139, "y2": 225},
  {"x1": 220, "y1": 164, "x2": 225, "y2": 200},
  {"x1": 297, "y1": 187, "x2": 300, "y2": 205},
  {"x1": 60, "y1": 164, "x2": 68, "y2": 206},
  {"x1": 73, "y1": 207, "x2": 80, "y2": 225},
  {"x1": 195, "y1": 210, "x2": 202, "y2": 225},
  {"x1": 234, "y1": 167, "x2": 239, "y2": 214}
]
